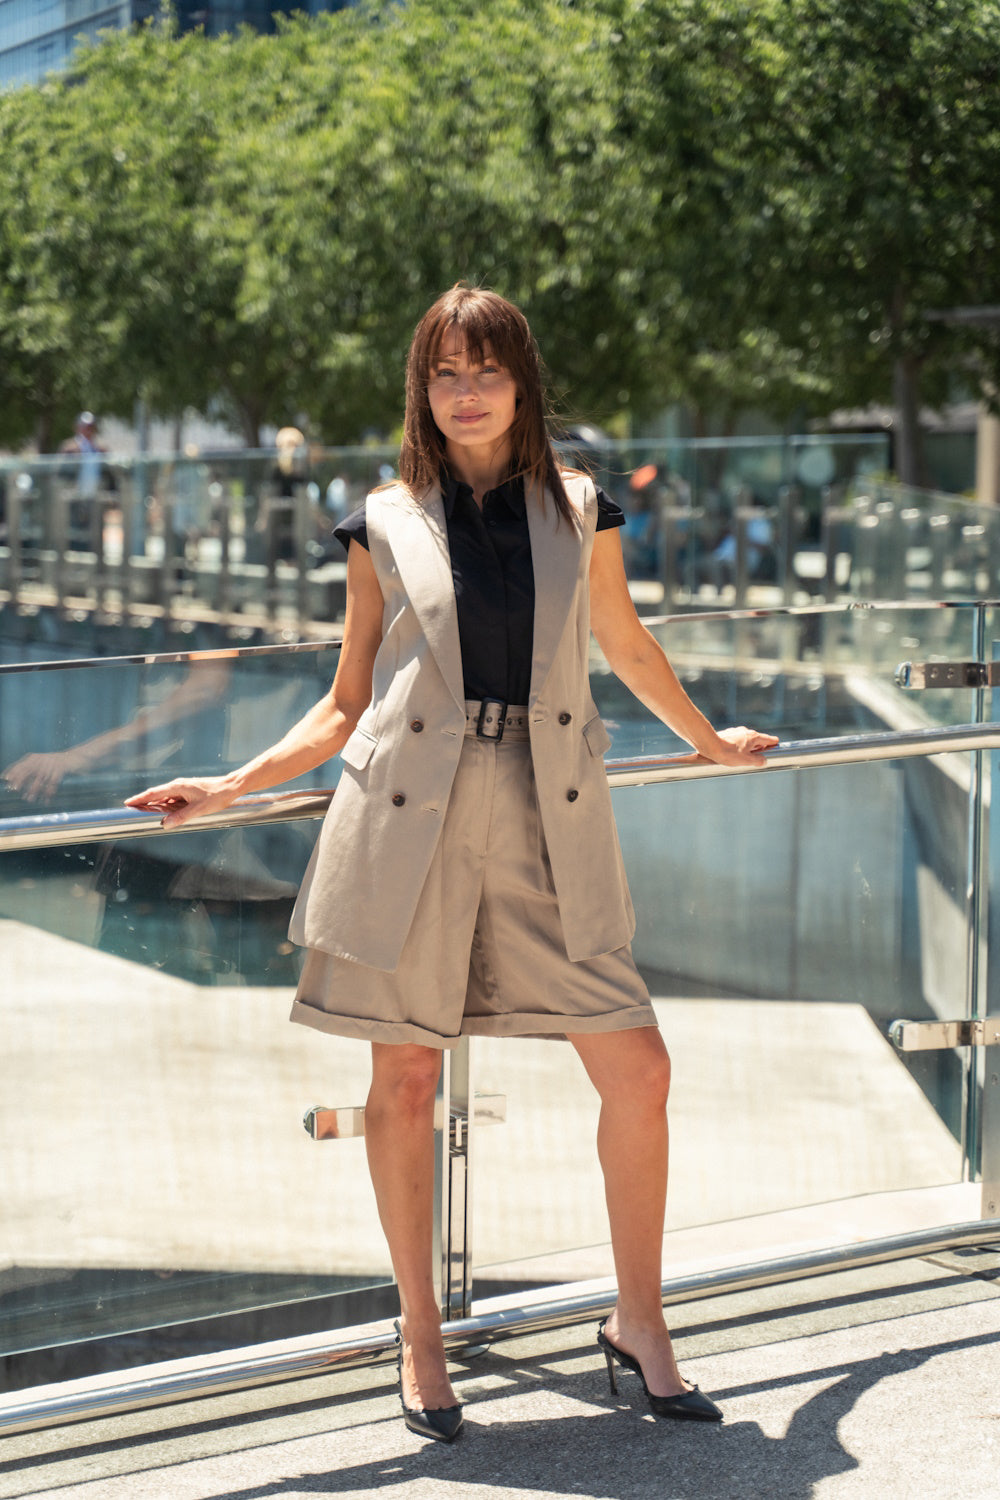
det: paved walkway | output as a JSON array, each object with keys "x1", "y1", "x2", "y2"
[{"x1": 3, "y1": 1245, "x2": 1000, "y2": 1499}]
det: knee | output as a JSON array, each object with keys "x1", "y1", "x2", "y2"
[
  {"x1": 370, "y1": 1048, "x2": 441, "y2": 1122},
  {"x1": 634, "y1": 1041, "x2": 672, "y2": 1113}
]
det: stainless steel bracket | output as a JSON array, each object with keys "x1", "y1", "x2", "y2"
[
  {"x1": 302, "y1": 1094, "x2": 507, "y2": 1141},
  {"x1": 889, "y1": 1018, "x2": 1000, "y2": 1051},
  {"x1": 895, "y1": 660, "x2": 1000, "y2": 690}
]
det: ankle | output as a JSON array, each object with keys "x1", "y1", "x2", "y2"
[
  {"x1": 397, "y1": 1311, "x2": 445, "y2": 1346},
  {"x1": 611, "y1": 1305, "x2": 670, "y2": 1340}
]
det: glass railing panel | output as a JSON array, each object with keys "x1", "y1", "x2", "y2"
[
  {"x1": 577, "y1": 433, "x2": 889, "y2": 606},
  {"x1": 1, "y1": 610, "x2": 989, "y2": 1371},
  {"x1": 0, "y1": 645, "x2": 401, "y2": 1378},
  {"x1": 2, "y1": 435, "x2": 892, "y2": 627},
  {"x1": 1, "y1": 814, "x2": 395, "y2": 1375},
  {"x1": 0, "y1": 642, "x2": 342, "y2": 821},
  {"x1": 0, "y1": 447, "x2": 397, "y2": 629},
  {"x1": 475, "y1": 602, "x2": 985, "y2": 1286},
  {"x1": 591, "y1": 600, "x2": 987, "y2": 759},
  {"x1": 842, "y1": 478, "x2": 1000, "y2": 602},
  {"x1": 472, "y1": 745, "x2": 973, "y2": 1288}
]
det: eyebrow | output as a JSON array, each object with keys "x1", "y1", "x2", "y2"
[{"x1": 431, "y1": 347, "x2": 498, "y2": 365}]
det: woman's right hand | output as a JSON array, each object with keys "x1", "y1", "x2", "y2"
[{"x1": 124, "y1": 776, "x2": 238, "y2": 831}]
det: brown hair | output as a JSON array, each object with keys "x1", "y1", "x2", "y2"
[{"x1": 398, "y1": 283, "x2": 572, "y2": 521}]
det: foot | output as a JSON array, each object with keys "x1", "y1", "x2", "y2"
[
  {"x1": 602, "y1": 1309, "x2": 691, "y2": 1400},
  {"x1": 396, "y1": 1316, "x2": 460, "y2": 1413}
]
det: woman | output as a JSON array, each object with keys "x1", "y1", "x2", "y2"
[{"x1": 126, "y1": 285, "x2": 777, "y2": 1442}]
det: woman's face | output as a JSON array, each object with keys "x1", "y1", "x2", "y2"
[{"x1": 426, "y1": 326, "x2": 519, "y2": 464}]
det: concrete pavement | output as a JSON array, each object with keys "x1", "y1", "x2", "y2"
[{"x1": 3, "y1": 1246, "x2": 1000, "y2": 1499}]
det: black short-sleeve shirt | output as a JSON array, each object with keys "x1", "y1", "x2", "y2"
[{"x1": 335, "y1": 475, "x2": 625, "y2": 705}]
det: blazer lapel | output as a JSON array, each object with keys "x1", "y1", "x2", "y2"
[
  {"x1": 526, "y1": 477, "x2": 586, "y2": 704},
  {"x1": 381, "y1": 485, "x2": 465, "y2": 712}
]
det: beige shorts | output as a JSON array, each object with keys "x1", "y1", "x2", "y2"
[{"x1": 289, "y1": 721, "x2": 657, "y2": 1050}]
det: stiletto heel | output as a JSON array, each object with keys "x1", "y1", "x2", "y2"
[
  {"x1": 602, "y1": 1341, "x2": 619, "y2": 1395},
  {"x1": 394, "y1": 1320, "x2": 464, "y2": 1444},
  {"x1": 597, "y1": 1318, "x2": 723, "y2": 1423}
]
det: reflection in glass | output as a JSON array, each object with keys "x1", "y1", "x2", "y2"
[{"x1": 0, "y1": 644, "x2": 398, "y2": 1384}]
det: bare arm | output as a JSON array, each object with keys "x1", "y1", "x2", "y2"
[
  {"x1": 124, "y1": 541, "x2": 385, "y2": 828},
  {"x1": 589, "y1": 527, "x2": 777, "y2": 767}
]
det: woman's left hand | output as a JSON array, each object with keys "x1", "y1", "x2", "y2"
[{"x1": 681, "y1": 725, "x2": 779, "y2": 769}]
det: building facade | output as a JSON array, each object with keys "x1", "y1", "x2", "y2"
[{"x1": 0, "y1": 1, "x2": 351, "y2": 89}]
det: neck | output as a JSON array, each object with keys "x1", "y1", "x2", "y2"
[{"x1": 444, "y1": 441, "x2": 512, "y2": 502}]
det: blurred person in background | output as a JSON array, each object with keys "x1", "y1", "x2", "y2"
[{"x1": 59, "y1": 410, "x2": 118, "y2": 548}]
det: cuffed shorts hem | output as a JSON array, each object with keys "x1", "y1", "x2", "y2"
[
  {"x1": 288, "y1": 998, "x2": 463, "y2": 1050},
  {"x1": 461, "y1": 1005, "x2": 659, "y2": 1039},
  {"x1": 289, "y1": 995, "x2": 660, "y2": 1050}
]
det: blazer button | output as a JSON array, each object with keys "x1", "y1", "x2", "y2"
[
  {"x1": 391, "y1": 793, "x2": 406, "y2": 807},
  {"x1": 566, "y1": 788, "x2": 579, "y2": 802},
  {"x1": 558, "y1": 711, "x2": 572, "y2": 725},
  {"x1": 409, "y1": 719, "x2": 424, "y2": 732}
]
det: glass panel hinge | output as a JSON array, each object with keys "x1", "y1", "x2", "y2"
[
  {"x1": 895, "y1": 661, "x2": 999, "y2": 690},
  {"x1": 890, "y1": 1018, "x2": 1000, "y2": 1051},
  {"x1": 302, "y1": 1094, "x2": 507, "y2": 1141}
]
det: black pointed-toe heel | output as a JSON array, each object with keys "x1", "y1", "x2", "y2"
[
  {"x1": 597, "y1": 1318, "x2": 722, "y2": 1423},
  {"x1": 394, "y1": 1321, "x2": 464, "y2": 1444}
]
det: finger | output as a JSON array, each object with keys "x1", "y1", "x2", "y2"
[
  {"x1": 161, "y1": 806, "x2": 197, "y2": 830},
  {"x1": 125, "y1": 787, "x2": 187, "y2": 808}
]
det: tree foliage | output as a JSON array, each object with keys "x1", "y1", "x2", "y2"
[{"x1": 1, "y1": 0, "x2": 999, "y2": 470}]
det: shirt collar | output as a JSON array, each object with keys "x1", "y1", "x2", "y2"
[{"x1": 441, "y1": 469, "x2": 526, "y2": 520}]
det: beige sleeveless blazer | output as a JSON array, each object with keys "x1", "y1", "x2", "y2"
[{"x1": 288, "y1": 472, "x2": 635, "y2": 972}]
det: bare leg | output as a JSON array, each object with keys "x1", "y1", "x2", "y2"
[
  {"x1": 365, "y1": 1041, "x2": 458, "y2": 1410},
  {"x1": 570, "y1": 1025, "x2": 690, "y2": 1398}
]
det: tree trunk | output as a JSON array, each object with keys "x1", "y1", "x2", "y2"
[
  {"x1": 237, "y1": 399, "x2": 262, "y2": 450},
  {"x1": 892, "y1": 350, "x2": 927, "y2": 488},
  {"x1": 889, "y1": 284, "x2": 927, "y2": 489}
]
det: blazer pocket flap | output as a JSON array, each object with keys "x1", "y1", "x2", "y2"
[
  {"x1": 341, "y1": 728, "x2": 379, "y2": 770},
  {"x1": 582, "y1": 714, "x2": 612, "y2": 757}
]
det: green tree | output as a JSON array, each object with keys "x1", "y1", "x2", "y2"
[{"x1": 4, "y1": 0, "x2": 1000, "y2": 471}]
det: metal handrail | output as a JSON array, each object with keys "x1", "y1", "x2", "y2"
[
  {"x1": 2, "y1": 721, "x2": 998, "y2": 851},
  {"x1": 1, "y1": 1217, "x2": 997, "y2": 1436},
  {"x1": 0, "y1": 789, "x2": 334, "y2": 851},
  {"x1": 0, "y1": 637, "x2": 344, "y2": 675}
]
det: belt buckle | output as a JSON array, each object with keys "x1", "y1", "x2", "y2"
[{"x1": 476, "y1": 697, "x2": 507, "y2": 741}]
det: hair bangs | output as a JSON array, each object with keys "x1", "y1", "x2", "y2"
[
  {"x1": 424, "y1": 296, "x2": 529, "y2": 383},
  {"x1": 399, "y1": 283, "x2": 571, "y2": 521}
]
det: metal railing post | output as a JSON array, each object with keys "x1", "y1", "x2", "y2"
[
  {"x1": 6, "y1": 478, "x2": 23, "y2": 603},
  {"x1": 779, "y1": 484, "x2": 800, "y2": 605},
  {"x1": 294, "y1": 486, "x2": 311, "y2": 625},
  {"x1": 983, "y1": 632, "x2": 1000, "y2": 1215},
  {"x1": 437, "y1": 1036, "x2": 474, "y2": 1320}
]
